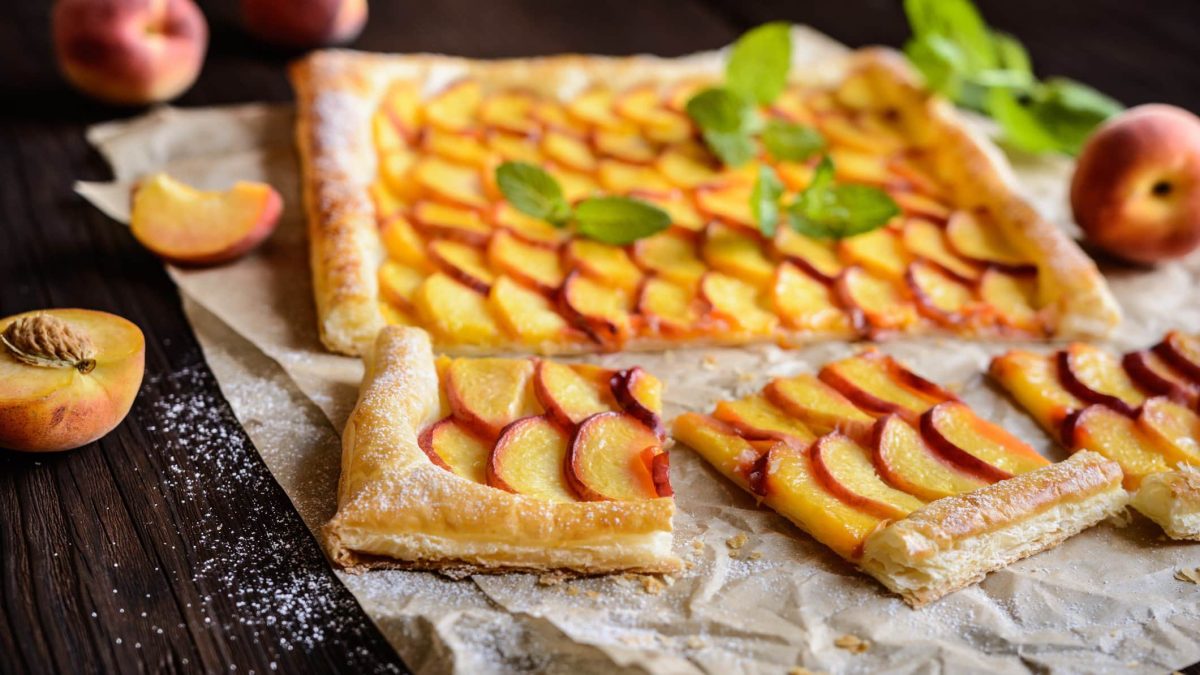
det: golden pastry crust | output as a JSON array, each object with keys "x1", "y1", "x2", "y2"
[
  {"x1": 291, "y1": 34, "x2": 1119, "y2": 356},
  {"x1": 323, "y1": 326, "x2": 681, "y2": 574},
  {"x1": 1130, "y1": 468, "x2": 1200, "y2": 541},
  {"x1": 861, "y1": 451, "x2": 1128, "y2": 606}
]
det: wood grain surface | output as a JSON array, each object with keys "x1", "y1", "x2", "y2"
[{"x1": 1, "y1": 0, "x2": 1197, "y2": 673}]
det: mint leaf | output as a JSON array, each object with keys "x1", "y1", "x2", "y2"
[
  {"x1": 726, "y1": 22, "x2": 793, "y2": 105},
  {"x1": 787, "y1": 157, "x2": 899, "y2": 240},
  {"x1": 575, "y1": 196, "x2": 670, "y2": 245},
  {"x1": 495, "y1": 162, "x2": 572, "y2": 226},
  {"x1": 904, "y1": 34, "x2": 965, "y2": 98},
  {"x1": 904, "y1": 0, "x2": 995, "y2": 73},
  {"x1": 988, "y1": 79, "x2": 1122, "y2": 155},
  {"x1": 685, "y1": 87, "x2": 754, "y2": 133},
  {"x1": 751, "y1": 165, "x2": 785, "y2": 236},
  {"x1": 761, "y1": 119, "x2": 825, "y2": 162},
  {"x1": 702, "y1": 129, "x2": 757, "y2": 166}
]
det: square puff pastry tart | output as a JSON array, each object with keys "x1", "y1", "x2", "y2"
[
  {"x1": 324, "y1": 326, "x2": 680, "y2": 574},
  {"x1": 991, "y1": 331, "x2": 1200, "y2": 541},
  {"x1": 290, "y1": 29, "x2": 1120, "y2": 358},
  {"x1": 672, "y1": 349, "x2": 1128, "y2": 606}
]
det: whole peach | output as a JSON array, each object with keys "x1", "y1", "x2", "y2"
[
  {"x1": 241, "y1": 0, "x2": 367, "y2": 49},
  {"x1": 1071, "y1": 104, "x2": 1200, "y2": 264},
  {"x1": 52, "y1": 0, "x2": 208, "y2": 106}
]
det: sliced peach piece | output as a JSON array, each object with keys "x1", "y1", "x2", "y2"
[
  {"x1": 700, "y1": 272, "x2": 779, "y2": 335},
  {"x1": 819, "y1": 350, "x2": 955, "y2": 422},
  {"x1": 593, "y1": 129, "x2": 658, "y2": 164},
  {"x1": 631, "y1": 232, "x2": 706, "y2": 286},
  {"x1": 810, "y1": 433, "x2": 926, "y2": 520},
  {"x1": 486, "y1": 131, "x2": 543, "y2": 164},
  {"x1": 596, "y1": 159, "x2": 674, "y2": 194},
  {"x1": 656, "y1": 143, "x2": 720, "y2": 188},
  {"x1": 870, "y1": 415, "x2": 988, "y2": 501},
  {"x1": 411, "y1": 200, "x2": 492, "y2": 246},
  {"x1": 413, "y1": 273, "x2": 504, "y2": 345},
  {"x1": 770, "y1": 89, "x2": 817, "y2": 124},
  {"x1": 532, "y1": 99, "x2": 587, "y2": 135},
  {"x1": 379, "y1": 149, "x2": 421, "y2": 203},
  {"x1": 378, "y1": 301, "x2": 414, "y2": 327},
  {"x1": 772, "y1": 262, "x2": 853, "y2": 333},
  {"x1": 838, "y1": 229, "x2": 909, "y2": 282},
  {"x1": 906, "y1": 260, "x2": 977, "y2": 327},
  {"x1": 629, "y1": 189, "x2": 705, "y2": 232},
  {"x1": 702, "y1": 222, "x2": 776, "y2": 288},
  {"x1": 379, "y1": 215, "x2": 427, "y2": 268},
  {"x1": 1137, "y1": 397, "x2": 1200, "y2": 465},
  {"x1": 369, "y1": 181, "x2": 406, "y2": 221},
  {"x1": 775, "y1": 161, "x2": 815, "y2": 192},
  {"x1": 1155, "y1": 331, "x2": 1200, "y2": 383},
  {"x1": 979, "y1": 268, "x2": 1042, "y2": 334},
  {"x1": 1058, "y1": 343, "x2": 1145, "y2": 417},
  {"x1": 694, "y1": 182, "x2": 756, "y2": 229},
  {"x1": 892, "y1": 191, "x2": 953, "y2": 222},
  {"x1": 834, "y1": 266, "x2": 919, "y2": 334},
  {"x1": 901, "y1": 218, "x2": 982, "y2": 281},
  {"x1": 422, "y1": 129, "x2": 491, "y2": 168},
  {"x1": 488, "y1": 276, "x2": 572, "y2": 344},
  {"x1": 491, "y1": 202, "x2": 569, "y2": 248},
  {"x1": 479, "y1": 90, "x2": 538, "y2": 136},
  {"x1": 1063, "y1": 405, "x2": 1171, "y2": 488},
  {"x1": 377, "y1": 260, "x2": 425, "y2": 311},
  {"x1": 379, "y1": 80, "x2": 422, "y2": 142},
  {"x1": 637, "y1": 277, "x2": 704, "y2": 335},
  {"x1": 419, "y1": 417, "x2": 490, "y2": 483},
  {"x1": 559, "y1": 272, "x2": 633, "y2": 349},
  {"x1": 373, "y1": 109, "x2": 407, "y2": 156},
  {"x1": 989, "y1": 350, "x2": 1083, "y2": 433},
  {"x1": 565, "y1": 240, "x2": 642, "y2": 292},
  {"x1": 428, "y1": 239, "x2": 495, "y2": 293},
  {"x1": 488, "y1": 415, "x2": 576, "y2": 501},
  {"x1": 614, "y1": 85, "x2": 692, "y2": 143},
  {"x1": 445, "y1": 357, "x2": 539, "y2": 440},
  {"x1": 764, "y1": 373, "x2": 877, "y2": 443},
  {"x1": 611, "y1": 367, "x2": 663, "y2": 435},
  {"x1": 566, "y1": 412, "x2": 663, "y2": 501},
  {"x1": 424, "y1": 79, "x2": 482, "y2": 132},
  {"x1": 671, "y1": 413, "x2": 764, "y2": 489},
  {"x1": 760, "y1": 442, "x2": 882, "y2": 560},
  {"x1": 888, "y1": 159, "x2": 947, "y2": 200},
  {"x1": 773, "y1": 228, "x2": 843, "y2": 283},
  {"x1": 534, "y1": 360, "x2": 616, "y2": 429},
  {"x1": 1124, "y1": 349, "x2": 1200, "y2": 404},
  {"x1": 548, "y1": 167, "x2": 602, "y2": 202},
  {"x1": 566, "y1": 88, "x2": 633, "y2": 132},
  {"x1": 487, "y1": 230, "x2": 563, "y2": 292},
  {"x1": 713, "y1": 394, "x2": 816, "y2": 443},
  {"x1": 828, "y1": 147, "x2": 892, "y2": 185},
  {"x1": 414, "y1": 157, "x2": 489, "y2": 209},
  {"x1": 920, "y1": 401, "x2": 1049, "y2": 482},
  {"x1": 0, "y1": 310, "x2": 144, "y2": 452},
  {"x1": 542, "y1": 129, "x2": 598, "y2": 173},
  {"x1": 130, "y1": 173, "x2": 282, "y2": 266},
  {"x1": 945, "y1": 210, "x2": 1037, "y2": 274}
]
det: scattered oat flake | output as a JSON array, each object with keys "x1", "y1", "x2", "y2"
[
  {"x1": 834, "y1": 634, "x2": 870, "y2": 653},
  {"x1": 585, "y1": 590, "x2": 600, "y2": 599},
  {"x1": 564, "y1": 586, "x2": 581, "y2": 596},
  {"x1": 1175, "y1": 567, "x2": 1200, "y2": 584},
  {"x1": 749, "y1": 550, "x2": 763, "y2": 560},
  {"x1": 726, "y1": 533, "x2": 748, "y2": 550}
]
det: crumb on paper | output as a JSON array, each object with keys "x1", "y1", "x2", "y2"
[
  {"x1": 749, "y1": 550, "x2": 763, "y2": 560},
  {"x1": 585, "y1": 590, "x2": 600, "y2": 599},
  {"x1": 686, "y1": 636, "x2": 704, "y2": 649},
  {"x1": 537, "y1": 573, "x2": 567, "y2": 586},
  {"x1": 1108, "y1": 508, "x2": 1133, "y2": 528},
  {"x1": 692, "y1": 539, "x2": 705, "y2": 551},
  {"x1": 726, "y1": 533, "x2": 748, "y2": 551},
  {"x1": 834, "y1": 634, "x2": 870, "y2": 653},
  {"x1": 684, "y1": 560, "x2": 696, "y2": 570},
  {"x1": 788, "y1": 667, "x2": 825, "y2": 675},
  {"x1": 564, "y1": 586, "x2": 581, "y2": 596},
  {"x1": 702, "y1": 354, "x2": 718, "y2": 370},
  {"x1": 1175, "y1": 567, "x2": 1200, "y2": 584}
]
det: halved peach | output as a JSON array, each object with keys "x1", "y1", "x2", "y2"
[
  {"x1": 1063, "y1": 405, "x2": 1171, "y2": 488},
  {"x1": 945, "y1": 209, "x2": 1037, "y2": 274},
  {"x1": 1138, "y1": 396, "x2": 1200, "y2": 465},
  {"x1": 610, "y1": 367, "x2": 663, "y2": 435},
  {"x1": 411, "y1": 200, "x2": 493, "y2": 246},
  {"x1": 906, "y1": 260, "x2": 977, "y2": 327},
  {"x1": 445, "y1": 357, "x2": 539, "y2": 440},
  {"x1": 488, "y1": 276, "x2": 573, "y2": 344},
  {"x1": 772, "y1": 228, "x2": 843, "y2": 283},
  {"x1": 533, "y1": 360, "x2": 615, "y2": 429},
  {"x1": 129, "y1": 173, "x2": 281, "y2": 266},
  {"x1": 566, "y1": 412, "x2": 663, "y2": 501},
  {"x1": 486, "y1": 230, "x2": 563, "y2": 293},
  {"x1": 424, "y1": 79, "x2": 482, "y2": 132},
  {"x1": 631, "y1": 232, "x2": 706, "y2": 287},
  {"x1": 1155, "y1": 331, "x2": 1200, "y2": 383},
  {"x1": 763, "y1": 373, "x2": 876, "y2": 443},
  {"x1": 700, "y1": 272, "x2": 779, "y2": 335},
  {"x1": 989, "y1": 350, "x2": 1083, "y2": 433},
  {"x1": 487, "y1": 415, "x2": 576, "y2": 501},
  {"x1": 772, "y1": 262, "x2": 854, "y2": 333},
  {"x1": 636, "y1": 276, "x2": 705, "y2": 335},
  {"x1": 413, "y1": 273, "x2": 504, "y2": 345},
  {"x1": 0, "y1": 310, "x2": 144, "y2": 452},
  {"x1": 418, "y1": 416, "x2": 490, "y2": 483},
  {"x1": 920, "y1": 401, "x2": 1049, "y2": 482},
  {"x1": 818, "y1": 350, "x2": 956, "y2": 423},
  {"x1": 901, "y1": 218, "x2": 982, "y2": 282},
  {"x1": 810, "y1": 433, "x2": 926, "y2": 520},
  {"x1": 428, "y1": 239, "x2": 495, "y2": 293},
  {"x1": 1057, "y1": 343, "x2": 1145, "y2": 417},
  {"x1": 1124, "y1": 349, "x2": 1199, "y2": 404},
  {"x1": 559, "y1": 271, "x2": 633, "y2": 348},
  {"x1": 702, "y1": 222, "x2": 775, "y2": 288},
  {"x1": 870, "y1": 415, "x2": 987, "y2": 501},
  {"x1": 712, "y1": 394, "x2": 816, "y2": 444},
  {"x1": 834, "y1": 266, "x2": 919, "y2": 335}
]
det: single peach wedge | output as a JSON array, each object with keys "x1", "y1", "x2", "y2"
[
  {"x1": 130, "y1": 173, "x2": 282, "y2": 266},
  {"x1": 0, "y1": 309, "x2": 144, "y2": 452}
]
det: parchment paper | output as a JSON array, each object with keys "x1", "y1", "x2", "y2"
[{"x1": 77, "y1": 28, "x2": 1200, "y2": 674}]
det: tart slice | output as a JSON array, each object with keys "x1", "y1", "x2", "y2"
[
  {"x1": 324, "y1": 326, "x2": 679, "y2": 573},
  {"x1": 673, "y1": 349, "x2": 1127, "y2": 606},
  {"x1": 991, "y1": 332, "x2": 1200, "y2": 540}
]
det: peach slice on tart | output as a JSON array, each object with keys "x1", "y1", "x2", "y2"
[
  {"x1": 379, "y1": 301, "x2": 415, "y2": 327},
  {"x1": 559, "y1": 271, "x2": 634, "y2": 348},
  {"x1": 694, "y1": 181, "x2": 757, "y2": 230},
  {"x1": 428, "y1": 239, "x2": 495, "y2": 293},
  {"x1": 838, "y1": 229, "x2": 909, "y2": 282},
  {"x1": 566, "y1": 412, "x2": 667, "y2": 501},
  {"x1": 892, "y1": 190, "x2": 953, "y2": 223},
  {"x1": 565, "y1": 239, "x2": 643, "y2": 293},
  {"x1": 1124, "y1": 349, "x2": 1200, "y2": 404},
  {"x1": 542, "y1": 129, "x2": 598, "y2": 173},
  {"x1": 129, "y1": 173, "x2": 282, "y2": 266},
  {"x1": 487, "y1": 415, "x2": 576, "y2": 501},
  {"x1": 1155, "y1": 331, "x2": 1200, "y2": 383},
  {"x1": 712, "y1": 394, "x2": 817, "y2": 444},
  {"x1": 534, "y1": 359, "x2": 617, "y2": 429},
  {"x1": 919, "y1": 401, "x2": 1049, "y2": 482},
  {"x1": 592, "y1": 129, "x2": 659, "y2": 164},
  {"x1": 610, "y1": 367, "x2": 664, "y2": 436},
  {"x1": 772, "y1": 228, "x2": 844, "y2": 283},
  {"x1": 1057, "y1": 343, "x2": 1146, "y2": 417},
  {"x1": 636, "y1": 277, "x2": 705, "y2": 335},
  {"x1": 906, "y1": 260, "x2": 978, "y2": 327},
  {"x1": 0, "y1": 310, "x2": 145, "y2": 453},
  {"x1": 828, "y1": 147, "x2": 893, "y2": 186},
  {"x1": 413, "y1": 273, "x2": 504, "y2": 346},
  {"x1": 656, "y1": 143, "x2": 721, "y2": 188},
  {"x1": 486, "y1": 230, "x2": 564, "y2": 293},
  {"x1": 419, "y1": 416, "x2": 492, "y2": 483},
  {"x1": 491, "y1": 202, "x2": 569, "y2": 248},
  {"x1": 989, "y1": 349, "x2": 1083, "y2": 433},
  {"x1": 834, "y1": 266, "x2": 920, "y2": 335},
  {"x1": 1137, "y1": 396, "x2": 1200, "y2": 465},
  {"x1": 901, "y1": 217, "x2": 982, "y2": 282},
  {"x1": 424, "y1": 79, "x2": 483, "y2": 133},
  {"x1": 701, "y1": 222, "x2": 776, "y2": 288},
  {"x1": 671, "y1": 414, "x2": 765, "y2": 489},
  {"x1": 945, "y1": 209, "x2": 1037, "y2": 274},
  {"x1": 978, "y1": 268, "x2": 1042, "y2": 335},
  {"x1": 377, "y1": 260, "x2": 425, "y2": 312},
  {"x1": 422, "y1": 129, "x2": 492, "y2": 168},
  {"x1": 699, "y1": 272, "x2": 779, "y2": 335},
  {"x1": 379, "y1": 81, "x2": 423, "y2": 142},
  {"x1": 1063, "y1": 405, "x2": 1171, "y2": 488},
  {"x1": 445, "y1": 357, "x2": 540, "y2": 441},
  {"x1": 565, "y1": 87, "x2": 632, "y2": 132},
  {"x1": 487, "y1": 131, "x2": 544, "y2": 164},
  {"x1": 772, "y1": 262, "x2": 854, "y2": 334},
  {"x1": 818, "y1": 349, "x2": 956, "y2": 423},
  {"x1": 631, "y1": 232, "x2": 706, "y2": 287},
  {"x1": 478, "y1": 90, "x2": 539, "y2": 136},
  {"x1": 488, "y1": 276, "x2": 574, "y2": 345},
  {"x1": 411, "y1": 199, "x2": 493, "y2": 246},
  {"x1": 763, "y1": 373, "x2": 876, "y2": 443},
  {"x1": 370, "y1": 181, "x2": 408, "y2": 223},
  {"x1": 379, "y1": 150, "x2": 422, "y2": 203},
  {"x1": 870, "y1": 415, "x2": 988, "y2": 501},
  {"x1": 414, "y1": 157, "x2": 490, "y2": 209},
  {"x1": 614, "y1": 86, "x2": 692, "y2": 144},
  {"x1": 628, "y1": 189, "x2": 705, "y2": 232},
  {"x1": 596, "y1": 159, "x2": 673, "y2": 194},
  {"x1": 809, "y1": 432, "x2": 926, "y2": 520}
]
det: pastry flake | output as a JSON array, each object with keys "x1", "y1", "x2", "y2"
[
  {"x1": 672, "y1": 349, "x2": 1127, "y2": 606},
  {"x1": 324, "y1": 326, "x2": 680, "y2": 573},
  {"x1": 290, "y1": 37, "x2": 1120, "y2": 356}
]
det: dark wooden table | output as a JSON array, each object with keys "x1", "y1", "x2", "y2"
[{"x1": 2, "y1": 1, "x2": 1198, "y2": 673}]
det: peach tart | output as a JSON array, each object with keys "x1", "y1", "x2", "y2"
[
  {"x1": 290, "y1": 34, "x2": 1119, "y2": 357},
  {"x1": 991, "y1": 331, "x2": 1200, "y2": 540},
  {"x1": 323, "y1": 326, "x2": 679, "y2": 573},
  {"x1": 673, "y1": 349, "x2": 1127, "y2": 606}
]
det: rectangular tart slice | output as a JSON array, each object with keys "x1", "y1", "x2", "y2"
[
  {"x1": 325, "y1": 326, "x2": 679, "y2": 573},
  {"x1": 672, "y1": 348, "x2": 1127, "y2": 606}
]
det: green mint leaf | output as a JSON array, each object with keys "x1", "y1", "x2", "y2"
[
  {"x1": 991, "y1": 31, "x2": 1031, "y2": 77},
  {"x1": 903, "y1": 0, "x2": 996, "y2": 73},
  {"x1": 988, "y1": 79, "x2": 1122, "y2": 155},
  {"x1": 761, "y1": 119, "x2": 825, "y2": 162},
  {"x1": 495, "y1": 161, "x2": 572, "y2": 226},
  {"x1": 903, "y1": 35, "x2": 965, "y2": 98},
  {"x1": 685, "y1": 87, "x2": 753, "y2": 133},
  {"x1": 751, "y1": 165, "x2": 785, "y2": 237},
  {"x1": 701, "y1": 129, "x2": 758, "y2": 167},
  {"x1": 787, "y1": 156, "x2": 899, "y2": 240},
  {"x1": 574, "y1": 196, "x2": 671, "y2": 245},
  {"x1": 726, "y1": 22, "x2": 793, "y2": 105}
]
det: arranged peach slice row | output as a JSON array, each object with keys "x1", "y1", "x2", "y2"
[
  {"x1": 417, "y1": 355, "x2": 669, "y2": 503},
  {"x1": 368, "y1": 71, "x2": 1052, "y2": 350}
]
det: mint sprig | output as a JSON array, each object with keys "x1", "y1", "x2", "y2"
[
  {"x1": 752, "y1": 157, "x2": 900, "y2": 240},
  {"x1": 494, "y1": 162, "x2": 670, "y2": 245},
  {"x1": 725, "y1": 22, "x2": 793, "y2": 105},
  {"x1": 761, "y1": 119, "x2": 826, "y2": 162}
]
